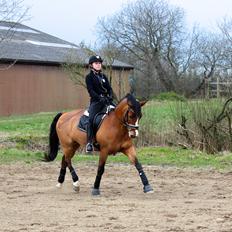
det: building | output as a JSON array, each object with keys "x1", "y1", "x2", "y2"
[{"x1": 0, "y1": 21, "x2": 133, "y2": 116}]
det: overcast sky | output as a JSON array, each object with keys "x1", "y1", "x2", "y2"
[{"x1": 23, "y1": 0, "x2": 232, "y2": 46}]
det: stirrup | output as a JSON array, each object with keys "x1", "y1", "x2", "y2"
[{"x1": 86, "y1": 143, "x2": 93, "y2": 153}]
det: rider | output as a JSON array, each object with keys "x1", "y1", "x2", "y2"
[{"x1": 85, "y1": 55, "x2": 114, "y2": 153}]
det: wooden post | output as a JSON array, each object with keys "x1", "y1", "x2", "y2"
[
  {"x1": 205, "y1": 78, "x2": 209, "y2": 99},
  {"x1": 216, "y1": 77, "x2": 220, "y2": 98}
]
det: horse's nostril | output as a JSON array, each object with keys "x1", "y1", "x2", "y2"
[{"x1": 129, "y1": 130, "x2": 137, "y2": 138}]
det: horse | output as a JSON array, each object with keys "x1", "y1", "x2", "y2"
[{"x1": 45, "y1": 93, "x2": 153, "y2": 195}]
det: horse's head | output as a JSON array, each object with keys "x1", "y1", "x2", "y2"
[{"x1": 117, "y1": 93, "x2": 147, "y2": 138}]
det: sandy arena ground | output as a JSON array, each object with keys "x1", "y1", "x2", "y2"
[{"x1": 0, "y1": 161, "x2": 232, "y2": 232}]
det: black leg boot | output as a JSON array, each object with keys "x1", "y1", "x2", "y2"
[{"x1": 86, "y1": 125, "x2": 94, "y2": 153}]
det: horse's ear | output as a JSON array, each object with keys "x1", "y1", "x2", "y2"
[
  {"x1": 140, "y1": 100, "x2": 148, "y2": 107},
  {"x1": 127, "y1": 99, "x2": 133, "y2": 108}
]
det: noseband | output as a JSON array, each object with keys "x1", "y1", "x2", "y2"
[{"x1": 122, "y1": 108, "x2": 139, "y2": 130}]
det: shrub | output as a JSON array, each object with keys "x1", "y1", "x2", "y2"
[
  {"x1": 173, "y1": 98, "x2": 232, "y2": 154},
  {"x1": 153, "y1": 91, "x2": 186, "y2": 102}
]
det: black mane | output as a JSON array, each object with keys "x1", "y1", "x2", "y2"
[{"x1": 125, "y1": 93, "x2": 141, "y2": 118}]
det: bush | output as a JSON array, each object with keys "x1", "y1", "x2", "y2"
[
  {"x1": 153, "y1": 91, "x2": 186, "y2": 102},
  {"x1": 173, "y1": 98, "x2": 232, "y2": 154},
  {"x1": 139, "y1": 98, "x2": 232, "y2": 154}
]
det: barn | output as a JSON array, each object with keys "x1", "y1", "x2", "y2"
[{"x1": 0, "y1": 21, "x2": 133, "y2": 116}]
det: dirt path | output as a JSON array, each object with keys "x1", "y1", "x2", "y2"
[{"x1": 0, "y1": 162, "x2": 232, "y2": 232}]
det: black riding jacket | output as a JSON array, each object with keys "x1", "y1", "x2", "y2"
[{"x1": 85, "y1": 70, "x2": 113, "y2": 103}]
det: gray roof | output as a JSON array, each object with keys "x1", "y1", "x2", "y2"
[{"x1": 0, "y1": 21, "x2": 133, "y2": 69}]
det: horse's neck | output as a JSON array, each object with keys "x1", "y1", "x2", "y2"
[{"x1": 114, "y1": 99, "x2": 128, "y2": 122}]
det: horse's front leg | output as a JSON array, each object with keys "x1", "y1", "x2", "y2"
[
  {"x1": 123, "y1": 146, "x2": 153, "y2": 193},
  {"x1": 92, "y1": 150, "x2": 108, "y2": 196},
  {"x1": 134, "y1": 158, "x2": 153, "y2": 193}
]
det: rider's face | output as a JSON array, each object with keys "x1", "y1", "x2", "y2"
[{"x1": 92, "y1": 62, "x2": 102, "y2": 71}]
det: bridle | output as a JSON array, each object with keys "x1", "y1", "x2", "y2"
[{"x1": 122, "y1": 108, "x2": 140, "y2": 130}]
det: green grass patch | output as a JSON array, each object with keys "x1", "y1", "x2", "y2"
[
  {"x1": 1, "y1": 102, "x2": 232, "y2": 171},
  {"x1": 141, "y1": 101, "x2": 177, "y2": 133},
  {"x1": 1, "y1": 146, "x2": 232, "y2": 171},
  {"x1": 0, "y1": 112, "x2": 54, "y2": 136},
  {"x1": 0, "y1": 148, "x2": 44, "y2": 164},
  {"x1": 153, "y1": 91, "x2": 186, "y2": 102},
  {"x1": 137, "y1": 147, "x2": 232, "y2": 171}
]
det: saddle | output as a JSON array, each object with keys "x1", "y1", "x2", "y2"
[{"x1": 78, "y1": 104, "x2": 115, "y2": 133}]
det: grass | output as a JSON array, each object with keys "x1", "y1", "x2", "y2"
[
  {"x1": 137, "y1": 146, "x2": 232, "y2": 170},
  {"x1": 142, "y1": 101, "x2": 176, "y2": 128},
  {"x1": 1, "y1": 146, "x2": 232, "y2": 171},
  {"x1": 1, "y1": 103, "x2": 232, "y2": 171},
  {"x1": 137, "y1": 100, "x2": 178, "y2": 146},
  {"x1": 0, "y1": 112, "x2": 54, "y2": 136},
  {"x1": 0, "y1": 148, "x2": 43, "y2": 164}
]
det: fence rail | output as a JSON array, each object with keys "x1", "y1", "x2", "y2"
[{"x1": 210, "y1": 77, "x2": 232, "y2": 97}]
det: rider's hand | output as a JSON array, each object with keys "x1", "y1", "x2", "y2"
[
  {"x1": 108, "y1": 96, "x2": 113, "y2": 102},
  {"x1": 100, "y1": 96, "x2": 108, "y2": 105}
]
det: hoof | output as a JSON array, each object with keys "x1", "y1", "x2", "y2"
[
  {"x1": 92, "y1": 188, "x2": 100, "y2": 196},
  {"x1": 56, "y1": 182, "x2": 62, "y2": 188},
  {"x1": 143, "y1": 185, "x2": 153, "y2": 193},
  {"x1": 73, "y1": 181, "x2": 80, "y2": 192}
]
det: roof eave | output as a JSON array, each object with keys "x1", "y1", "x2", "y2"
[{"x1": 0, "y1": 58, "x2": 134, "y2": 70}]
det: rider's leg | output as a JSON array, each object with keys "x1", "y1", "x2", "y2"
[
  {"x1": 86, "y1": 123, "x2": 94, "y2": 152},
  {"x1": 86, "y1": 102, "x2": 104, "y2": 153}
]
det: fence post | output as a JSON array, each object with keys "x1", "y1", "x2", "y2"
[
  {"x1": 205, "y1": 78, "x2": 210, "y2": 99},
  {"x1": 216, "y1": 77, "x2": 220, "y2": 98}
]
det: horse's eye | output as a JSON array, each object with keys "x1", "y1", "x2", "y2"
[{"x1": 130, "y1": 113, "x2": 137, "y2": 119}]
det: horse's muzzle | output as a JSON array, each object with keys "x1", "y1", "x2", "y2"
[{"x1": 129, "y1": 129, "x2": 139, "y2": 138}]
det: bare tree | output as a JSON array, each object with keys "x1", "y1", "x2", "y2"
[
  {"x1": 218, "y1": 17, "x2": 232, "y2": 70},
  {"x1": 97, "y1": 0, "x2": 197, "y2": 97},
  {"x1": 219, "y1": 17, "x2": 232, "y2": 45},
  {"x1": 190, "y1": 31, "x2": 227, "y2": 97},
  {"x1": 98, "y1": 41, "x2": 126, "y2": 101},
  {"x1": 63, "y1": 42, "x2": 120, "y2": 101},
  {"x1": 0, "y1": 0, "x2": 29, "y2": 41},
  {"x1": 0, "y1": 0, "x2": 29, "y2": 70},
  {"x1": 62, "y1": 43, "x2": 94, "y2": 88}
]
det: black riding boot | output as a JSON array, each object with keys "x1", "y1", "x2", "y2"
[{"x1": 86, "y1": 125, "x2": 94, "y2": 153}]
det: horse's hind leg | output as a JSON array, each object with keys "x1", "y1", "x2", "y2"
[
  {"x1": 56, "y1": 155, "x2": 67, "y2": 188},
  {"x1": 63, "y1": 146, "x2": 80, "y2": 192}
]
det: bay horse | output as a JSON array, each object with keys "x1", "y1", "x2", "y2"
[{"x1": 45, "y1": 93, "x2": 153, "y2": 195}]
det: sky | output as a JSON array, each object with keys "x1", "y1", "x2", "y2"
[{"x1": 22, "y1": 0, "x2": 232, "y2": 46}]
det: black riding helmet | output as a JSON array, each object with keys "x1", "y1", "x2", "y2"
[{"x1": 88, "y1": 55, "x2": 103, "y2": 64}]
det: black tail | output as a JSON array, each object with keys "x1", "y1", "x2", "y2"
[{"x1": 44, "y1": 112, "x2": 63, "y2": 162}]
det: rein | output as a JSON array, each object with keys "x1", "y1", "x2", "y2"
[{"x1": 122, "y1": 109, "x2": 139, "y2": 130}]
